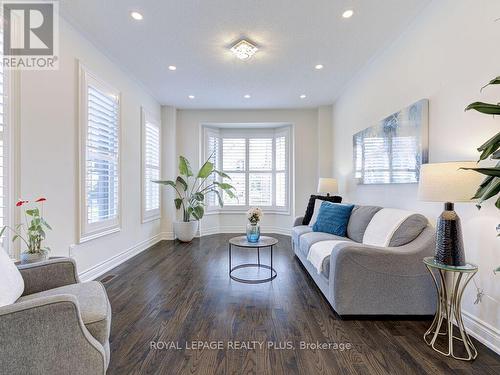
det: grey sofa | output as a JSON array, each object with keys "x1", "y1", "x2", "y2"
[
  {"x1": 292, "y1": 205, "x2": 437, "y2": 316},
  {"x1": 0, "y1": 258, "x2": 111, "y2": 374}
]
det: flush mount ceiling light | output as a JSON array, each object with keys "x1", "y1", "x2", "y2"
[
  {"x1": 315, "y1": 64, "x2": 324, "y2": 70},
  {"x1": 230, "y1": 39, "x2": 258, "y2": 60},
  {"x1": 342, "y1": 9, "x2": 354, "y2": 18},
  {"x1": 130, "y1": 11, "x2": 143, "y2": 20},
  {"x1": 188, "y1": 95, "x2": 195, "y2": 99},
  {"x1": 168, "y1": 65, "x2": 177, "y2": 71},
  {"x1": 243, "y1": 94, "x2": 251, "y2": 99},
  {"x1": 300, "y1": 94, "x2": 307, "y2": 99}
]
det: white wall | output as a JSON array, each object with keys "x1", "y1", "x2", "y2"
[
  {"x1": 332, "y1": 0, "x2": 500, "y2": 352},
  {"x1": 175, "y1": 108, "x2": 326, "y2": 234},
  {"x1": 19, "y1": 18, "x2": 162, "y2": 277}
]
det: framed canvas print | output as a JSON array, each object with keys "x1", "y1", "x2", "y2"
[{"x1": 353, "y1": 99, "x2": 429, "y2": 185}]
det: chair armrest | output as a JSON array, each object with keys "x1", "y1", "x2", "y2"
[
  {"x1": 293, "y1": 216, "x2": 304, "y2": 227},
  {"x1": 0, "y1": 295, "x2": 106, "y2": 374},
  {"x1": 17, "y1": 258, "x2": 80, "y2": 296}
]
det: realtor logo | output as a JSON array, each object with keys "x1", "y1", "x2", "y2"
[{"x1": 2, "y1": 0, "x2": 59, "y2": 69}]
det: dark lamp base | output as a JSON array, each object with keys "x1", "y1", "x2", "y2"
[{"x1": 435, "y1": 202, "x2": 466, "y2": 266}]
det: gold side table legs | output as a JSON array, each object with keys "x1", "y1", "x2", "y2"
[{"x1": 424, "y1": 265, "x2": 478, "y2": 361}]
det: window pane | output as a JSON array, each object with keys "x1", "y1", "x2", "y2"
[
  {"x1": 86, "y1": 84, "x2": 119, "y2": 224},
  {"x1": 206, "y1": 135, "x2": 219, "y2": 207},
  {"x1": 249, "y1": 138, "x2": 272, "y2": 170},
  {"x1": 275, "y1": 136, "x2": 286, "y2": 171},
  {"x1": 224, "y1": 173, "x2": 245, "y2": 205},
  {"x1": 249, "y1": 173, "x2": 272, "y2": 206},
  {"x1": 223, "y1": 138, "x2": 245, "y2": 171},
  {"x1": 276, "y1": 172, "x2": 286, "y2": 207},
  {"x1": 144, "y1": 120, "x2": 160, "y2": 213}
]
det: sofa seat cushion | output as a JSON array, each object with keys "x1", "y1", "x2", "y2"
[
  {"x1": 299, "y1": 232, "x2": 352, "y2": 257},
  {"x1": 292, "y1": 225, "x2": 313, "y2": 248},
  {"x1": 18, "y1": 281, "x2": 111, "y2": 345}
]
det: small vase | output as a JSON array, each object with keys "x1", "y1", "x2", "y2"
[
  {"x1": 246, "y1": 222, "x2": 260, "y2": 243},
  {"x1": 20, "y1": 252, "x2": 47, "y2": 264}
]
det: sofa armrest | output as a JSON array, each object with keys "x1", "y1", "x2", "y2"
[
  {"x1": 0, "y1": 294, "x2": 106, "y2": 375},
  {"x1": 331, "y1": 226, "x2": 435, "y2": 277},
  {"x1": 17, "y1": 257, "x2": 80, "y2": 296},
  {"x1": 293, "y1": 216, "x2": 304, "y2": 227}
]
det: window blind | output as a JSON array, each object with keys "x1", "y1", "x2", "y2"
[
  {"x1": 206, "y1": 134, "x2": 220, "y2": 206},
  {"x1": 86, "y1": 84, "x2": 119, "y2": 225},
  {"x1": 144, "y1": 120, "x2": 160, "y2": 213},
  {"x1": 204, "y1": 127, "x2": 290, "y2": 211}
]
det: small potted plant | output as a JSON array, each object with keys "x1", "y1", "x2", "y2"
[
  {"x1": 0, "y1": 198, "x2": 52, "y2": 263},
  {"x1": 154, "y1": 155, "x2": 236, "y2": 242},
  {"x1": 246, "y1": 207, "x2": 263, "y2": 243}
]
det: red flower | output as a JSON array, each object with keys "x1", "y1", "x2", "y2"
[
  {"x1": 35, "y1": 197, "x2": 47, "y2": 202},
  {"x1": 16, "y1": 200, "x2": 28, "y2": 207}
]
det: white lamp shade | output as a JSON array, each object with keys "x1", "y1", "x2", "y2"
[
  {"x1": 418, "y1": 162, "x2": 484, "y2": 203},
  {"x1": 317, "y1": 178, "x2": 338, "y2": 194}
]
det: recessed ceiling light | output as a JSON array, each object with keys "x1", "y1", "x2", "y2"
[
  {"x1": 342, "y1": 9, "x2": 354, "y2": 18},
  {"x1": 230, "y1": 39, "x2": 259, "y2": 60},
  {"x1": 130, "y1": 11, "x2": 143, "y2": 20},
  {"x1": 315, "y1": 64, "x2": 324, "y2": 70},
  {"x1": 188, "y1": 95, "x2": 195, "y2": 99},
  {"x1": 300, "y1": 94, "x2": 307, "y2": 99},
  {"x1": 168, "y1": 65, "x2": 177, "y2": 71},
  {"x1": 244, "y1": 94, "x2": 251, "y2": 99}
]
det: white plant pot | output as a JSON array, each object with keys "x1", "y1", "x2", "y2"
[{"x1": 173, "y1": 221, "x2": 198, "y2": 242}]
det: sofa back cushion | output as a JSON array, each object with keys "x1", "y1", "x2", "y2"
[
  {"x1": 303, "y1": 195, "x2": 342, "y2": 225},
  {"x1": 363, "y1": 208, "x2": 428, "y2": 247},
  {"x1": 312, "y1": 201, "x2": 355, "y2": 237},
  {"x1": 346, "y1": 205, "x2": 382, "y2": 242},
  {"x1": 0, "y1": 248, "x2": 24, "y2": 307}
]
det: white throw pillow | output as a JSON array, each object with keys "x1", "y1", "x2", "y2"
[
  {"x1": 362, "y1": 208, "x2": 414, "y2": 247},
  {"x1": 308, "y1": 199, "x2": 323, "y2": 227},
  {"x1": 0, "y1": 247, "x2": 24, "y2": 307}
]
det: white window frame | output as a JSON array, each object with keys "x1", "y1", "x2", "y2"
[
  {"x1": 0, "y1": 19, "x2": 21, "y2": 258},
  {"x1": 78, "y1": 63, "x2": 121, "y2": 243},
  {"x1": 141, "y1": 107, "x2": 161, "y2": 223},
  {"x1": 202, "y1": 124, "x2": 292, "y2": 215}
]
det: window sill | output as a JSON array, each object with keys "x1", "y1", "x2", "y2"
[
  {"x1": 142, "y1": 214, "x2": 161, "y2": 224},
  {"x1": 205, "y1": 209, "x2": 291, "y2": 216},
  {"x1": 79, "y1": 226, "x2": 121, "y2": 244}
]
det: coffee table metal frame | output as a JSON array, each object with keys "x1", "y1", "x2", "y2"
[{"x1": 228, "y1": 236, "x2": 278, "y2": 284}]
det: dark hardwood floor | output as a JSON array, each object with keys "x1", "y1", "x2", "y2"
[{"x1": 101, "y1": 234, "x2": 500, "y2": 375}]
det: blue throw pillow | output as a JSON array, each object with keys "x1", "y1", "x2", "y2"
[{"x1": 313, "y1": 201, "x2": 355, "y2": 237}]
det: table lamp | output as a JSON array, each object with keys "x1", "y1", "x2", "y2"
[
  {"x1": 418, "y1": 162, "x2": 484, "y2": 266},
  {"x1": 317, "y1": 178, "x2": 338, "y2": 197}
]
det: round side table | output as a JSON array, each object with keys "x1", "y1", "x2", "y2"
[
  {"x1": 423, "y1": 257, "x2": 478, "y2": 361},
  {"x1": 228, "y1": 236, "x2": 278, "y2": 284}
]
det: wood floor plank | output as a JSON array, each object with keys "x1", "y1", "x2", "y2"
[{"x1": 101, "y1": 234, "x2": 500, "y2": 375}]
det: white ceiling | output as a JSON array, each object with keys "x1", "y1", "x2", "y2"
[{"x1": 60, "y1": 0, "x2": 431, "y2": 109}]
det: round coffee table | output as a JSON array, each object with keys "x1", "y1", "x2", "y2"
[{"x1": 228, "y1": 236, "x2": 278, "y2": 284}]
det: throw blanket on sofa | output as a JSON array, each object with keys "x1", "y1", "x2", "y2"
[{"x1": 307, "y1": 240, "x2": 350, "y2": 275}]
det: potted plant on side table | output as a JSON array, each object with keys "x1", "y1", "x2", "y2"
[
  {"x1": 154, "y1": 155, "x2": 236, "y2": 242},
  {"x1": 0, "y1": 197, "x2": 52, "y2": 263}
]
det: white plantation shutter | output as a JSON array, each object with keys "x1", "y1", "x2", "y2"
[
  {"x1": 142, "y1": 109, "x2": 161, "y2": 221},
  {"x1": 206, "y1": 132, "x2": 220, "y2": 206},
  {"x1": 79, "y1": 65, "x2": 121, "y2": 241},
  {"x1": 0, "y1": 32, "x2": 9, "y2": 252},
  {"x1": 204, "y1": 126, "x2": 290, "y2": 211}
]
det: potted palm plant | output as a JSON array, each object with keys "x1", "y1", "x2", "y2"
[
  {"x1": 154, "y1": 155, "x2": 236, "y2": 242},
  {"x1": 0, "y1": 198, "x2": 52, "y2": 263}
]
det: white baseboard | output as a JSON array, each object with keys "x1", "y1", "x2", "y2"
[
  {"x1": 79, "y1": 232, "x2": 169, "y2": 281},
  {"x1": 462, "y1": 310, "x2": 500, "y2": 354}
]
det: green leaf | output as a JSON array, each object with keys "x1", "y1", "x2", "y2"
[
  {"x1": 176, "y1": 176, "x2": 188, "y2": 191},
  {"x1": 25, "y1": 209, "x2": 37, "y2": 216},
  {"x1": 41, "y1": 219, "x2": 52, "y2": 230},
  {"x1": 174, "y1": 198, "x2": 183, "y2": 210},
  {"x1": 472, "y1": 176, "x2": 494, "y2": 199},
  {"x1": 479, "y1": 178, "x2": 500, "y2": 204},
  {"x1": 461, "y1": 167, "x2": 500, "y2": 177},
  {"x1": 213, "y1": 190, "x2": 224, "y2": 207},
  {"x1": 0, "y1": 227, "x2": 6, "y2": 238},
  {"x1": 214, "y1": 181, "x2": 234, "y2": 190},
  {"x1": 496, "y1": 195, "x2": 500, "y2": 209},
  {"x1": 194, "y1": 192, "x2": 204, "y2": 201},
  {"x1": 197, "y1": 160, "x2": 214, "y2": 178},
  {"x1": 192, "y1": 205, "x2": 204, "y2": 220},
  {"x1": 492, "y1": 150, "x2": 500, "y2": 160},
  {"x1": 481, "y1": 76, "x2": 500, "y2": 91},
  {"x1": 178, "y1": 156, "x2": 193, "y2": 177},
  {"x1": 153, "y1": 180, "x2": 176, "y2": 188},
  {"x1": 465, "y1": 102, "x2": 500, "y2": 115},
  {"x1": 214, "y1": 170, "x2": 231, "y2": 179},
  {"x1": 494, "y1": 265, "x2": 500, "y2": 274},
  {"x1": 12, "y1": 234, "x2": 19, "y2": 242},
  {"x1": 476, "y1": 132, "x2": 500, "y2": 161}
]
